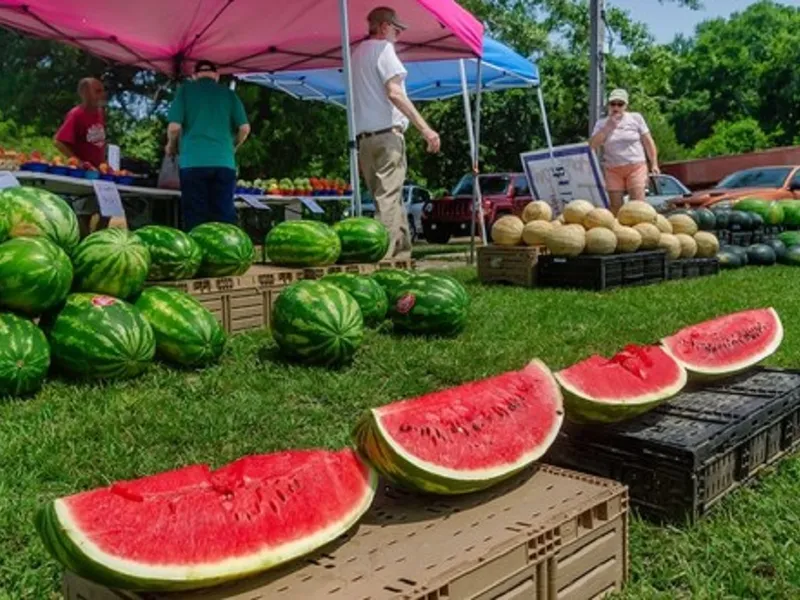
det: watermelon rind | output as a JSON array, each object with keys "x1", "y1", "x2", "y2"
[
  {"x1": 71, "y1": 228, "x2": 151, "y2": 299},
  {"x1": 0, "y1": 186, "x2": 80, "y2": 254},
  {"x1": 555, "y1": 346, "x2": 688, "y2": 424},
  {"x1": 265, "y1": 220, "x2": 341, "y2": 267},
  {"x1": 353, "y1": 360, "x2": 564, "y2": 495},
  {"x1": 134, "y1": 225, "x2": 202, "y2": 281},
  {"x1": 333, "y1": 217, "x2": 390, "y2": 264},
  {"x1": 36, "y1": 451, "x2": 378, "y2": 591},
  {"x1": 0, "y1": 312, "x2": 50, "y2": 397},
  {"x1": 661, "y1": 307, "x2": 783, "y2": 378},
  {"x1": 0, "y1": 236, "x2": 73, "y2": 316},
  {"x1": 134, "y1": 287, "x2": 226, "y2": 367},
  {"x1": 190, "y1": 223, "x2": 254, "y2": 277}
]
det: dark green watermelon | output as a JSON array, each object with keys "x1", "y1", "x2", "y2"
[
  {"x1": 727, "y1": 211, "x2": 748, "y2": 230},
  {"x1": 780, "y1": 245, "x2": 800, "y2": 266},
  {"x1": 388, "y1": 273, "x2": 469, "y2": 337},
  {"x1": 321, "y1": 273, "x2": 388, "y2": 327},
  {"x1": 694, "y1": 208, "x2": 716, "y2": 231},
  {"x1": 746, "y1": 244, "x2": 777, "y2": 266},
  {"x1": 749, "y1": 213, "x2": 765, "y2": 230},
  {"x1": 134, "y1": 287, "x2": 226, "y2": 367},
  {"x1": 721, "y1": 245, "x2": 748, "y2": 265},
  {"x1": 0, "y1": 312, "x2": 50, "y2": 397},
  {"x1": 716, "y1": 250, "x2": 742, "y2": 270},
  {"x1": 712, "y1": 209, "x2": 730, "y2": 229},
  {"x1": 763, "y1": 239, "x2": 788, "y2": 262},
  {"x1": 333, "y1": 218, "x2": 391, "y2": 264}
]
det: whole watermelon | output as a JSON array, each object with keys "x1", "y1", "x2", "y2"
[
  {"x1": 190, "y1": 223, "x2": 254, "y2": 277},
  {"x1": 134, "y1": 225, "x2": 202, "y2": 281},
  {"x1": 41, "y1": 294, "x2": 155, "y2": 380},
  {"x1": 0, "y1": 312, "x2": 50, "y2": 397},
  {"x1": 0, "y1": 187, "x2": 80, "y2": 254},
  {"x1": 389, "y1": 273, "x2": 469, "y2": 337},
  {"x1": 765, "y1": 203, "x2": 785, "y2": 226},
  {"x1": 0, "y1": 237, "x2": 72, "y2": 316},
  {"x1": 265, "y1": 220, "x2": 341, "y2": 267},
  {"x1": 271, "y1": 280, "x2": 364, "y2": 366},
  {"x1": 333, "y1": 217, "x2": 390, "y2": 263},
  {"x1": 371, "y1": 268, "x2": 413, "y2": 302},
  {"x1": 134, "y1": 287, "x2": 226, "y2": 367},
  {"x1": 0, "y1": 212, "x2": 8, "y2": 243},
  {"x1": 782, "y1": 201, "x2": 800, "y2": 228},
  {"x1": 71, "y1": 228, "x2": 151, "y2": 299},
  {"x1": 321, "y1": 273, "x2": 388, "y2": 327}
]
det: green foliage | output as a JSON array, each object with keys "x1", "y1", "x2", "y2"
[{"x1": 691, "y1": 118, "x2": 773, "y2": 159}]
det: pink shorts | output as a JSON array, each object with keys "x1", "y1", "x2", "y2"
[{"x1": 605, "y1": 163, "x2": 648, "y2": 192}]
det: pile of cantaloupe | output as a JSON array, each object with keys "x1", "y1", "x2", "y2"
[{"x1": 491, "y1": 200, "x2": 720, "y2": 259}]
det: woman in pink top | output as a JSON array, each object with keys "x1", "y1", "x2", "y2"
[{"x1": 589, "y1": 89, "x2": 660, "y2": 215}]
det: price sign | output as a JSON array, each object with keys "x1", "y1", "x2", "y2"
[
  {"x1": 92, "y1": 179, "x2": 125, "y2": 217},
  {"x1": 0, "y1": 171, "x2": 20, "y2": 190},
  {"x1": 239, "y1": 194, "x2": 268, "y2": 210}
]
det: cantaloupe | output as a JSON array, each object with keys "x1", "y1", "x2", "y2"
[
  {"x1": 618, "y1": 201, "x2": 657, "y2": 226},
  {"x1": 522, "y1": 201, "x2": 553, "y2": 223},
  {"x1": 551, "y1": 219, "x2": 564, "y2": 228},
  {"x1": 583, "y1": 208, "x2": 616, "y2": 230},
  {"x1": 522, "y1": 220, "x2": 553, "y2": 246},
  {"x1": 615, "y1": 226, "x2": 642, "y2": 253},
  {"x1": 658, "y1": 233, "x2": 682, "y2": 259},
  {"x1": 655, "y1": 214, "x2": 673, "y2": 234},
  {"x1": 668, "y1": 214, "x2": 698, "y2": 236},
  {"x1": 562, "y1": 200, "x2": 595, "y2": 225},
  {"x1": 491, "y1": 215, "x2": 525, "y2": 246},
  {"x1": 546, "y1": 224, "x2": 586, "y2": 257},
  {"x1": 693, "y1": 231, "x2": 720, "y2": 258},
  {"x1": 675, "y1": 233, "x2": 698, "y2": 258},
  {"x1": 584, "y1": 227, "x2": 617, "y2": 255},
  {"x1": 633, "y1": 223, "x2": 661, "y2": 250}
]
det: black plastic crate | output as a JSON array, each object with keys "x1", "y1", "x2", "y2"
[
  {"x1": 729, "y1": 231, "x2": 753, "y2": 247},
  {"x1": 668, "y1": 261, "x2": 683, "y2": 280},
  {"x1": 714, "y1": 229, "x2": 731, "y2": 244},
  {"x1": 667, "y1": 258, "x2": 719, "y2": 280},
  {"x1": 536, "y1": 250, "x2": 668, "y2": 291},
  {"x1": 547, "y1": 368, "x2": 800, "y2": 523}
]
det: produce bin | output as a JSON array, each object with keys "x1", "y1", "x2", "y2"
[
  {"x1": 477, "y1": 245, "x2": 548, "y2": 287},
  {"x1": 536, "y1": 250, "x2": 668, "y2": 291},
  {"x1": 302, "y1": 257, "x2": 416, "y2": 280},
  {"x1": 548, "y1": 367, "x2": 800, "y2": 523},
  {"x1": 729, "y1": 231, "x2": 753, "y2": 247},
  {"x1": 668, "y1": 258, "x2": 720, "y2": 280},
  {"x1": 62, "y1": 465, "x2": 628, "y2": 600}
]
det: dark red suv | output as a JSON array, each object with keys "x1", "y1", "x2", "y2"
[{"x1": 421, "y1": 173, "x2": 533, "y2": 243}]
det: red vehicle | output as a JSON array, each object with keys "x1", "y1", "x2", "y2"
[
  {"x1": 421, "y1": 173, "x2": 534, "y2": 243},
  {"x1": 666, "y1": 165, "x2": 800, "y2": 210}
]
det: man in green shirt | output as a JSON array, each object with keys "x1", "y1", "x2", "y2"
[{"x1": 165, "y1": 60, "x2": 250, "y2": 230}]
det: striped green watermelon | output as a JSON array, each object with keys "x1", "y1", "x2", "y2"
[
  {"x1": 0, "y1": 312, "x2": 50, "y2": 397},
  {"x1": 0, "y1": 186, "x2": 79, "y2": 254},
  {"x1": 134, "y1": 287, "x2": 226, "y2": 367},
  {"x1": 41, "y1": 294, "x2": 155, "y2": 380},
  {"x1": 371, "y1": 268, "x2": 413, "y2": 301},
  {"x1": 0, "y1": 237, "x2": 72, "y2": 316},
  {"x1": 321, "y1": 273, "x2": 388, "y2": 327},
  {"x1": 265, "y1": 220, "x2": 341, "y2": 267},
  {"x1": 72, "y1": 228, "x2": 151, "y2": 299},
  {"x1": 134, "y1": 226, "x2": 202, "y2": 281},
  {"x1": 0, "y1": 212, "x2": 8, "y2": 243},
  {"x1": 272, "y1": 280, "x2": 364, "y2": 366},
  {"x1": 189, "y1": 223, "x2": 254, "y2": 277},
  {"x1": 389, "y1": 273, "x2": 469, "y2": 337},
  {"x1": 333, "y1": 217, "x2": 390, "y2": 263}
]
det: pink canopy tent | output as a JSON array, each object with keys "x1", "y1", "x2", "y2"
[{"x1": 0, "y1": 0, "x2": 483, "y2": 212}]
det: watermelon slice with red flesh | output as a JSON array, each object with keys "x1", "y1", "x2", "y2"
[
  {"x1": 661, "y1": 308, "x2": 783, "y2": 378},
  {"x1": 555, "y1": 345, "x2": 687, "y2": 424},
  {"x1": 36, "y1": 449, "x2": 376, "y2": 591},
  {"x1": 353, "y1": 359, "x2": 564, "y2": 495}
]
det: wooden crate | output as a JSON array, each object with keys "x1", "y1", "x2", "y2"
[{"x1": 478, "y1": 245, "x2": 547, "y2": 287}]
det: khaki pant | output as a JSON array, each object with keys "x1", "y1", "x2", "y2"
[{"x1": 359, "y1": 131, "x2": 411, "y2": 258}]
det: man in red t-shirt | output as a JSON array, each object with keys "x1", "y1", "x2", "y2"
[{"x1": 54, "y1": 77, "x2": 109, "y2": 237}]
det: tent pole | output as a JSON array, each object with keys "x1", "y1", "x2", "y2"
[
  {"x1": 338, "y1": 0, "x2": 361, "y2": 216},
  {"x1": 460, "y1": 60, "x2": 477, "y2": 265},
  {"x1": 474, "y1": 60, "x2": 486, "y2": 253},
  {"x1": 536, "y1": 85, "x2": 555, "y2": 158}
]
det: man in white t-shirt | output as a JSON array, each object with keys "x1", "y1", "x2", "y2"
[
  {"x1": 589, "y1": 88, "x2": 660, "y2": 214},
  {"x1": 352, "y1": 6, "x2": 441, "y2": 258}
]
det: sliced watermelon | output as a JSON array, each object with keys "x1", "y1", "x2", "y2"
[
  {"x1": 555, "y1": 345, "x2": 687, "y2": 424},
  {"x1": 661, "y1": 308, "x2": 783, "y2": 378},
  {"x1": 36, "y1": 449, "x2": 376, "y2": 591},
  {"x1": 353, "y1": 359, "x2": 563, "y2": 494}
]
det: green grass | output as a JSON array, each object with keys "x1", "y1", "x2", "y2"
[
  {"x1": 411, "y1": 242, "x2": 470, "y2": 259},
  {"x1": 3, "y1": 266, "x2": 800, "y2": 598}
]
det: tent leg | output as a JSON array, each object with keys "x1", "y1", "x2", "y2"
[
  {"x1": 338, "y1": 0, "x2": 361, "y2": 216},
  {"x1": 537, "y1": 86, "x2": 555, "y2": 158},
  {"x1": 474, "y1": 60, "x2": 486, "y2": 252},
  {"x1": 460, "y1": 60, "x2": 478, "y2": 265}
]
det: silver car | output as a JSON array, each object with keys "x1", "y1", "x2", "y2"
[
  {"x1": 640, "y1": 174, "x2": 691, "y2": 211},
  {"x1": 360, "y1": 184, "x2": 431, "y2": 241}
]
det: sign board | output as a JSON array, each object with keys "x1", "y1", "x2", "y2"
[
  {"x1": 299, "y1": 197, "x2": 325, "y2": 214},
  {"x1": 92, "y1": 180, "x2": 125, "y2": 217},
  {"x1": 520, "y1": 143, "x2": 609, "y2": 214},
  {"x1": 107, "y1": 144, "x2": 121, "y2": 172},
  {"x1": 0, "y1": 171, "x2": 20, "y2": 190},
  {"x1": 238, "y1": 194, "x2": 268, "y2": 210}
]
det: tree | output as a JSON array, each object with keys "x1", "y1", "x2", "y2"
[{"x1": 690, "y1": 118, "x2": 773, "y2": 158}]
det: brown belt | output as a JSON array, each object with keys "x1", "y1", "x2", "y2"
[{"x1": 356, "y1": 126, "x2": 402, "y2": 141}]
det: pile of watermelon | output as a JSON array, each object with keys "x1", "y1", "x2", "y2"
[{"x1": 0, "y1": 187, "x2": 244, "y2": 398}]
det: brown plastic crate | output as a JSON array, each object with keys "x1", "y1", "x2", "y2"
[
  {"x1": 477, "y1": 245, "x2": 547, "y2": 287},
  {"x1": 61, "y1": 465, "x2": 628, "y2": 600},
  {"x1": 305, "y1": 258, "x2": 416, "y2": 279}
]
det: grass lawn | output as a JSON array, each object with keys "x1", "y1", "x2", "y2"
[
  {"x1": 3, "y1": 266, "x2": 800, "y2": 598},
  {"x1": 411, "y1": 242, "x2": 470, "y2": 259}
]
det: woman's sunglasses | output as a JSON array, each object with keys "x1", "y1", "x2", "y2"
[{"x1": 609, "y1": 101, "x2": 625, "y2": 107}]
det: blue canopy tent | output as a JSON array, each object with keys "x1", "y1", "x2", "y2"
[{"x1": 237, "y1": 36, "x2": 554, "y2": 262}]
